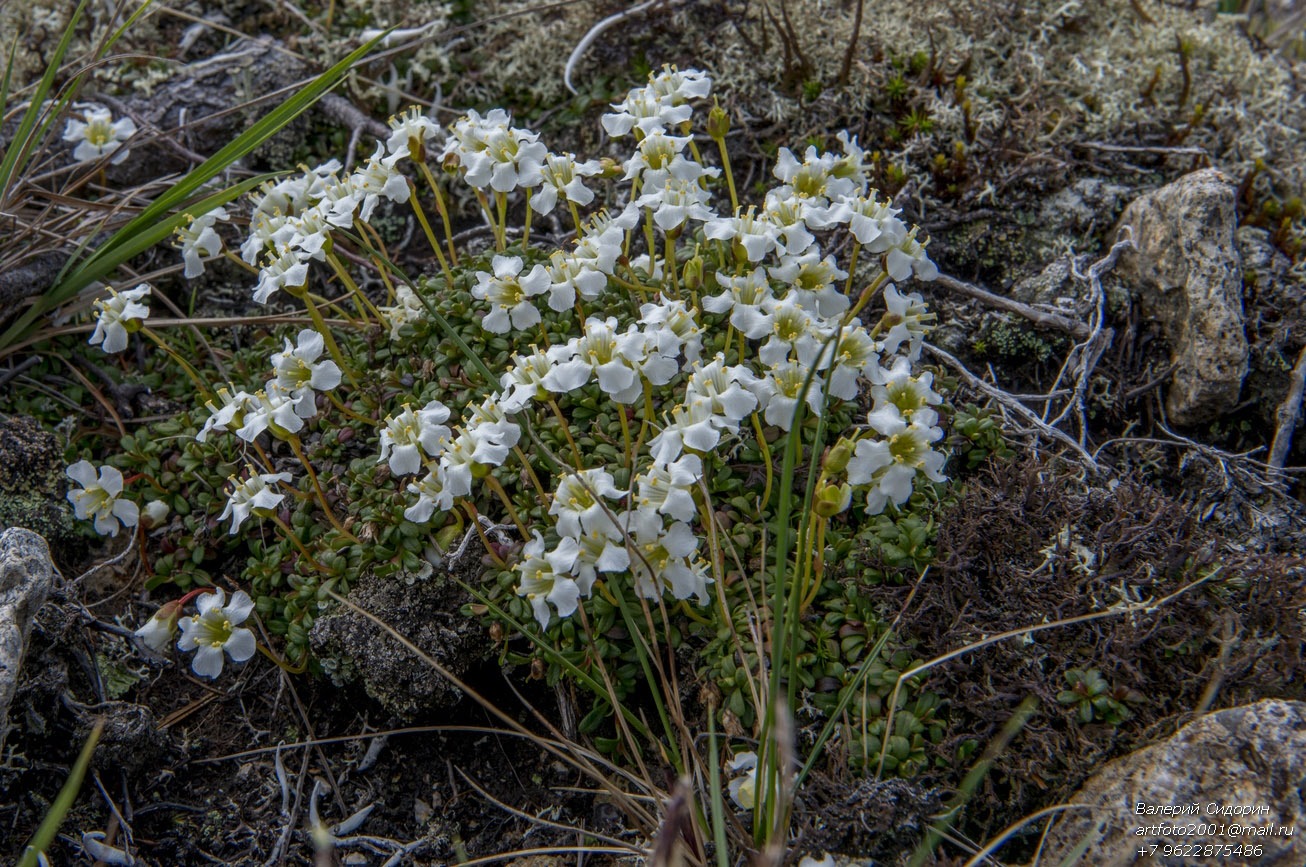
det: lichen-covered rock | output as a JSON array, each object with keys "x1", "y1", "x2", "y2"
[
  {"x1": 0, "y1": 528, "x2": 55, "y2": 732},
  {"x1": 1116, "y1": 168, "x2": 1249, "y2": 425},
  {"x1": 0, "y1": 416, "x2": 77, "y2": 548},
  {"x1": 1039, "y1": 699, "x2": 1306, "y2": 867},
  {"x1": 309, "y1": 573, "x2": 481, "y2": 720}
]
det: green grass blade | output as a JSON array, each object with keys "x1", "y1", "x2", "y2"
[
  {"x1": 101, "y1": 0, "x2": 158, "y2": 55},
  {"x1": 16, "y1": 718, "x2": 104, "y2": 867},
  {"x1": 707, "y1": 713, "x2": 730, "y2": 867},
  {"x1": 68, "y1": 175, "x2": 272, "y2": 287},
  {"x1": 0, "y1": 0, "x2": 87, "y2": 203},
  {"x1": 0, "y1": 32, "x2": 18, "y2": 128}
]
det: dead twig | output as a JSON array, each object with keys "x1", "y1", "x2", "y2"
[
  {"x1": 924, "y1": 341, "x2": 1103, "y2": 472},
  {"x1": 1042, "y1": 230, "x2": 1135, "y2": 447},
  {"x1": 932, "y1": 272, "x2": 1091, "y2": 340},
  {"x1": 1268, "y1": 343, "x2": 1306, "y2": 471}
]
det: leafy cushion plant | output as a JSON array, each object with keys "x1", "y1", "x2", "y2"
[{"x1": 65, "y1": 66, "x2": 953, "y2": 794}]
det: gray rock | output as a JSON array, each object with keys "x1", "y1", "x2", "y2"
[
  {"x1": 309, "y1": 573, "x2": 480, "y2": 720},
  {"x1": 1039, "y1": 699, "x2": 1306, "y2": 867},
  {"x1": 1039, "y1": 177, "x2": 1134, "y2": 238},
  {"x1": 0, "y1": 528, "x2": 55, "y2": 733},
  {"x1": 1115, "y1": 168, "x2": 1249, "y2": 425}
]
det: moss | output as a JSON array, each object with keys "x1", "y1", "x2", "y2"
[{"x1": 0, "y1": 416, "x2": 78, "y2": 551}]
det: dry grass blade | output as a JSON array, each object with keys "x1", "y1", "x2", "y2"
[
  {"x1": 874, "y1": 570, "x2": 1220, "y2": 780},
  {"x1": 323, "y1": 589, "x2": 658, "y2": 830}
]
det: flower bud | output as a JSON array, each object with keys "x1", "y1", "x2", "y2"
[
  {"x1": 598, "y1": 157, "x2": 623, "y2": 179},
  {"x1": 141, "y1": 499, "x2": 170, "y2": 529},
  {"x1": 706, "y1": 101, "x2": 730, "y2": 140},
  {"x1": 441, "y1": 152, "x2": 461, "y2": 175},
  {"x1": 824, "y1": 438, "x2": 854, "y2": 475},
  {"x1": 681, "y1": 255, "x2": 704, "y2": 292},
  {"x1": 813, "y1": 481, "x2": 852, "y2": 518},
  {"x1": 134, "y1": 599, "x2": 183, "y2": 652}
]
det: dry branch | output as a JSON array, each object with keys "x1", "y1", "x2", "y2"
[{"x1": 932, "y1": 272, "x2": 1091, "y2": 339}]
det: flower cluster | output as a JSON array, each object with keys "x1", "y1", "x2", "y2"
[{"x1": 113, "y1": 63, "x2": 949, "y2": 683}]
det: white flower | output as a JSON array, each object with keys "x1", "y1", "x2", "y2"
[
  {"x1": 828, "y1": 326, "x2": 881, "y2": 401},
  {"x1": 770, "y1": 145, "x2": 856, "y2": 217},
  {"x1": 219, "y1": 470, "x2": 292, "y2": 534},
  {"x1": 634, "y1": 175, "x2": 717, "y2": 231},
  {"x1": 472, "y1": 255, "x2": 550, "y2": 331},
  {"x1": 66, "y1": 461, "x2": 138, "y2": 537},
  {"x1": 847, "y1": 405, "x2": 946, "y2": 514},
  {"x1": 880, "y1": 285, "x2": 936, "y2": 361},
  {"x1": 516, "y1": 533, "x2": 583, "y2": 629},
  {"x1": 550, "y1": 468, "x2": 626, "y2": 539},
  {"x1": 380, "y1": 283, "x2": 427, "y2": 338},
  {"x1": 384, "y1": 106, "x2": 441, "y2": 165},
  {"x1": 404, "y1": 467, "x2": 452, "y2": 523},
  {"x1": 547, "y1": 251, "x2": 608, "y2": 309},
  {"x1": 726, "y1": 751, "x2": 759, "y2": 809},
  {"x1": 645, "y1": 65, "x2": 712, "y2": 104},
  {"x1": 648, "y1": 401, "x2": 722, "y2": 465},
  {"x1": 440, "y1": 427, "x2": 510, "y2": 497},
  {"x1": 623, "y1": 131, "x2": 710, "y2": 185},
  {"x1": 626, "y1": 518, "x2": 710, "y2": 604},
  {"x1": 89, "y1": 284, "x2": 151, "y2": 354},
  {"x1": 253, "y1": 250, "x2": 310, "y2": 304},
  {"x1": 824, "y1": 194, "x2": 908, "y2": 252},
  {"x1": 572, "y1": 206, "x2": 639, "y2": 273},
  {"x1": 176, "y1": 589, "x2": 257, "y2": 679},
  {"x1": 235, "y1": 387, "x2": 305, "y2": 442},
  {"x1": 141, "y1": 499, "x2": 171, "y2": 529},
  {"x1": 635, "y1": 455, "x2": 701, "y2": 521},
  {"x1": 762, "y1": 193, "x2": 817, "y2": 255},
  {"x1": 197, "y1": 386, "x2": 255, "y2": 443},
  {"x1": 63, "y1": 105, "x2": 136, "y2": 164},
  {"x1": 640, "y1": 295, "x2": 703, "y2": 369},
  {"x1": 282, "y1": 206, "x2": 333, "y2": 261},
  {"x1": 601, "y1": 87, "x2": 692, "y2": 138},
  {"x1": 270, "y1": 329, "x2": 342, "y2": 413},
  {"x1": 175, "y1": 208, "x2": 229, "y2": 278},
  {"x1": 133, "y1": 599, "x2": 181, "y2": 653},
  {"x1": 702, "y1": 268, "x2": 774, "y2": 339},
  {"x1": 241, "y1": 211, "x2": 287, "y2": 267},
  {"x1": 758, "y1": 296, "x2": 828, "y2": 368},
  {"x1": 459, "y1": 119, "x2": 547, "y2": 193},
  {"x1": 467, "y1": 394, "x2": 521, "y2": 450},
  {"x1": 569, "y1": 526, "x2": 630, "y2": 588},
  {"x1": 704, "y1": 207, "x2": 781, "y2": 263},
  {"x1": 378, "y1": 400, "x2": 453, "y2": 476},
  {"x1": 350, "y1": 145, "x2": 412, "y2": 221},
  {"x1": 498, "y1": 350, "x2": 554, "y2": 412},
  {"x1": 542, "y1": 317, "x2": 646, "y2": 403},
  {"x1": 754, "y1": 361, "x2": 826, "y2": 431},
  {"x1": 769, "y1": 247, "x2": 849, "y2": 319},
  {"x1": 884, "y1": 228, "x2": 940, "y2": 283},
  {"x1": 833, "y1": 130, "x2": 871, "y2": 194},
  {"x1": 531, "y1": 152, "x2": 601, "y2": 214},
  {"x1": 684, "y1": 356, "x2": 759, "y2": 428},
  {"x1": 871, "y1": 356, "x2": 942, "y2": 420}
]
